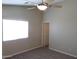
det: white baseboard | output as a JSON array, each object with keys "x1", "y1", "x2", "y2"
[
  {"x1": 3, "y1": 45, "x2": 41, "y2": 59},
  {"x1": 49, "y1": 48, "x2": 77, "y2": 58}
]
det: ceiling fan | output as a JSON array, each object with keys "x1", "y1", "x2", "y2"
[{"x1": 25, "y1": 0, "x2": 62, "y2": 11}]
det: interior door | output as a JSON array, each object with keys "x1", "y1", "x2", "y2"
[{"x1": 42, "y1": 23, "x2": 49, "y2": 47}]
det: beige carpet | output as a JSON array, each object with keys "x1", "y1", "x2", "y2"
[{"x1": 5, "y1": 47, "x2": 76, "y2": 59}]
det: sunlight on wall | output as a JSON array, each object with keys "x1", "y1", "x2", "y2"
[{"x1": 3, "y1": 19, "x2": 29, "y2": 41}]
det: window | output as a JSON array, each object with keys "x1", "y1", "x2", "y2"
[{"x1": 3, "y1": 19, "x2": 29, "y2": 41}]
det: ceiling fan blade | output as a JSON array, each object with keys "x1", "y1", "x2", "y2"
[
  {"x1": 27, "y1": 7, "x2": 36, "y2": 10},
  {"x1": 49, "y1": 4, "x2": 62, "y2": 8}
]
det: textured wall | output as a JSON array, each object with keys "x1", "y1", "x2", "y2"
[
  {"x1": 2, "y1": 5, "x2": 43, "y2": 56},
  {"x1": 43, "y1": 0, "x2": 77, "y2": 56}
]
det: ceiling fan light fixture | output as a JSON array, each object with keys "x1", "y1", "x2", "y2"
[{"x1": 37, "y1": 3, "x2": 48, "y2": 11}]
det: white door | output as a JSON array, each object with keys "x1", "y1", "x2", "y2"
[{"x1": 42, "y1": 23, "x2": 49, "y2": 47}]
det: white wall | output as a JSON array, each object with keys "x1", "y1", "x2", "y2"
[
  {"x1": 2, "y1": 5, "x2": 43, "y2": 56},
  {"x1": 43, "y1": 0, "x2": 77, "y2": 57}
]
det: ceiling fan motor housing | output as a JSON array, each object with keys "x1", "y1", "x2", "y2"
[{"x1": 38, "y1": 2, "x2": 48, "y2": 6}]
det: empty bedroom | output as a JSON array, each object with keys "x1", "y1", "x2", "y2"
[{"x1": 2, "y1": 0, "x2": 77, "y2": 59}]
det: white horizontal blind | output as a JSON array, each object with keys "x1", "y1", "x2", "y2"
[{"x1": 3, "y1": 19, "x2": 28, "y2": 41}]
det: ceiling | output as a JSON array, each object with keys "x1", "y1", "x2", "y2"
[{"x1": 2, "y1": 0, "x2": 64, "y2": 6}]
